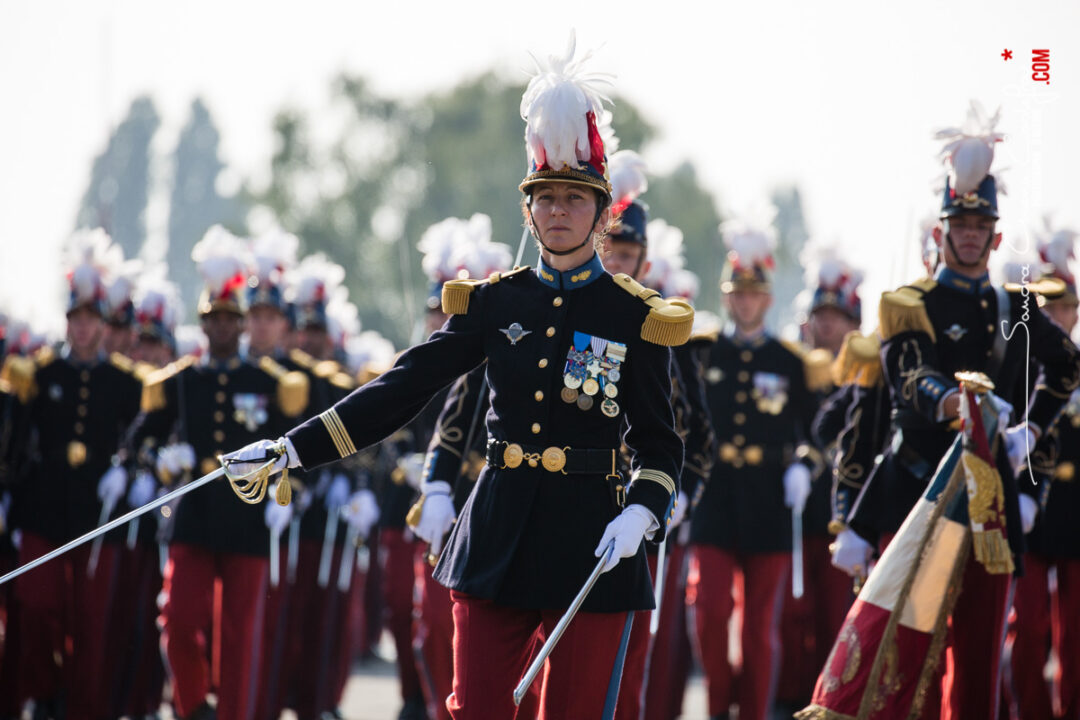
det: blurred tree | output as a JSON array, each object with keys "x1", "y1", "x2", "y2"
[
  {"x1": 76, "y1": 96, "x2": 160, "y2": 259},
  {"x1": 168, "y1": 99, "x2": 246, "y2": 317},
  {"x1": 768, "y1": 184, "x2": 810, "y2": 333}
]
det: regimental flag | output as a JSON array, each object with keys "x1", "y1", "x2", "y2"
[{"x1": 797, "y1": 376, "x2": 1009, "y2": 719}]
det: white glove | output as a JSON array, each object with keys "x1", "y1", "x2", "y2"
[
  {"x1": 10, "y1": 529, "x2": 20, "y2": 551},
  {"x1": 831, "y1": 528, "x2": 874, "y2": 578},
  {"x1": 127, "y1": 470, "x2": 156, "y2": 509},
  {"x1": 294, "y1": 486, "x2": 313, "y2": 514},
  {"x1": 1003, "y1": 425, "x2": 1035, "y2": 477},
  {"x1": 984, "y1": 393, "x2": 1015, "y2": 433},
  {"x1": 222, "y1": 437, "x2": 299, "y2": 477},
  {"x1": 1018, "y1": 494, "x2": 1038, "y2": 535},
  {"x1": 594, "y1": 504, "x2": 656, "y2": 573},
  {"x1": 155, "y1": 446, "x2": 181, "y2": 478},
  {"x1": 97, "y1": 466, "x2": 128, "y2": 508},
  {"x1": 414, "y1": 480, "x2": 457, "y2": 556},
  {"x1": 173, "y1": 443, "x2": 196, "y2": 472},
  {"x1": 398, "y1": 453, "x2": 426, "y2": 490},
  {"x1": 325, "y1": 473, "x2": 350, "y2": 511},
  {"x1": 783, "y1": 463, "x2": 812, "y2": 515},
  {"x1": 670, "y1": 490, "x2": 689, "y2": 528},
  {"x1": 342, "y1": 489, "x2": 380, "y2": 537},
  {"x1": 264, "y1": 489, "x2": 293, "y2": 534}
]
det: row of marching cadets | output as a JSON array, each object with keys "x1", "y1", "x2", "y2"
[{"x1": 0, "y1": 222, "x2": 395, "y2": 720}]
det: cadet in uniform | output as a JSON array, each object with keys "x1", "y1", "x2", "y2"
[
  {"x1": 4, "y1": 229, "x2": 143, "y2": 720},
  {"x1": 226, "y1": 38, "x2": 688, "y2": 719},
  {"x1": 127, "y1": 226, "x2": 308, "y2": 720},
  {"x1": 834, "y1": 105, "x2": 1080, "y2": 718},
  {"x1": 689, "y1": 217, "x2": 816, "y2": 720}
]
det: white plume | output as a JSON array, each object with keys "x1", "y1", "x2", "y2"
[
  {"x1": 720, "y1": 206, "x2": 777, "y2": 268},
  {"x1": 1037, "y1": 215, "x2": 1079, "y2": 280},
  {"x1": 135, "y1": 265, "x2": 180, "y2": 331},
  {"x1": 346, "y1": 330, "x2": 396, "y2": 375},
  {"x1": 668, "y1": 269, "x2": 701, "y2": 300},
  {"x1": 191, "y1": 225, "x2": 252, "y2": 291},
  {"x1": 419, "y1": 214, "x2": 500, "y2": 282},
  {"x1": 934, "y1": 100, "x2": 1005, "y2": 195},
  {"x1": 326, "y1": 289, "x2": 360, "y2": 347},
  {"x1": 643, "y1": 219, "x2": 686, "y2": 293},
  {"x1": 288, "y1": 253, "x2": 346, "y2": 307},
  {"x1": 105, "y1": 259, "x2": 143, "y2": 315},
  {"x1": 609, "y1": 150, "x2": 648, "y2": 208},
  {"x1": 521, "y1": 31, "x2": 613, "y2": 172},
  {"x1": 174, "y1": 325, "x2": 207, "y2": 358},
  {"x1": 597, "y1": 109, "x2": 619, "y2": 155},
  {"x1": 65, "y1": 228, "x2": 114, "y2": 306},
  {"x1": 251, "y1": 226, "x2": 299, "y2": 284}
]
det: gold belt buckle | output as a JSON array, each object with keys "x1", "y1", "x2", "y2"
[
  {"x1": 67, "y1": 441, "x2": 87, "y2": 468},
  {"x1": 541, "y1": 447, "x2": 568, "y2": 474},
  {"x1": 502, "y1": 443, "x2": 524, "y2": 469}
]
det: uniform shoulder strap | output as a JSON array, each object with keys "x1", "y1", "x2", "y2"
[
  {"x1": 109, "y1": 352, "x2": 136, "y2": 375},
  {"x1": 0, "y1": 354, "x2": 39, "y2": 404},
  {"x1": 612, "y1": 273, "x2": 695, "y2": 346},
  {"x1": 288, "y1": 348, "x2": 317, "y2": 370},
  {"x1": 803, "y1": 347, "x2": 835, "y2": 392},
  {"x1": 442, "y1": 266, "x2": 532, "y2": 315},
  {"x1": 258, "y1": 356, "x2": 310, "y2": 418},
  {"x1": 141, "y1": 355, "x2": 196, "y2": 412},
  {"x1": 834, "y1": 331, "x2": 883, "y2": 388}
]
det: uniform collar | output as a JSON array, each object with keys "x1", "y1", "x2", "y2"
[
  {"x1": 535, "y1": 253, "x2": 606, "y2": 290},
  {"x1": 935, "y1": 266, "x2": 992, "y2": 294},
  {"x1": 60, "y1": 344, "x2": 105, "y2": 368},
  {"x1": 725, "y1": 324, "x2": 768, "y2": 348},
  {"x1": 202, "y1": 353, "x2": 245, "y2": 371}
]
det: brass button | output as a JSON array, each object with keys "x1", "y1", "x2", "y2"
[
  {"x1": 215, "y1": 391, "x2": 227, "y2": 403},
  {"x1": 546, "y1": 327, "x2": 556, "y2": 337},
  {"x1": 553, "y1": 297, "x2": 563, "y2": 307},
  {"x1": 77, "y1": 405, "x2": 88, "y2": 417},
  {"x1": 735, "y1": 391, "x2": 748, "y2": 403},
  {"x1": 213, "y1": 430, "x2": 225, "y2": 443},
  {"x1": 531, "y1": 423, "x2": 541, "y2": 435},
  {"x1": 734, "y1": 412, "x2": 746, "y2": 425},
  {"x1": 214, "y1": 411, "x2": 225, "y2": 423},
  {"x1": 74, "y1": 422, "x2": 85, "y2": 435},
  {"x1": 737, "y1": 371, "x2": 750, "y2": 383},
  {"x1": 218, "y1": 373, "x2": 229, "y2": 385},
  {"x1": 986, "y1": 324, "x2": 994, "y2": 333},
  {"x1": 538, "y1": 358, "x2": 549, "y2": 369},
  {"x1": 79, "y1": 387, "x2": 90, "y2": 400},
  {"x1": 80, "y1": 370, "x2": 90, "y2": 382},
  {"x1": 534, "y1": 390, "x2": 544, "y2": 402},
  {"x1": 733, "y1": 434, "x2": 746, "y2": 447},
  {"x1": 980, "y1": 299, "x2": 989, "y2": 309},
  {"x1": 740, "y1": 350, "x2": 753, "y2": 363}
]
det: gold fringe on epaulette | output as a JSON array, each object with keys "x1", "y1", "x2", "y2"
[
  {"x1": 879, "y1": 288, "x2": 936, "y2": 343},
  {"x1": 833, "y1": 332, "x2": 883, "y2": 388},
  {"x1": 972, "y1": 529, "x2": 1015, "y2": 575},
  {"x1": 331, "y1": 372, "x2": 356, "y2": 392},
  {"x1": 793, "y1": 706, "x2": 857, "y2": 720},
  {"x1": 0, "y1": 355, "x2": 38, "y2": 404},
  {"x1": 109, "y1": 352, "x2": 134, "y2": 373},
  {"x1": 277, "y1": 371, "x2": 310, "y2": 418},
  {"x1": 642, "y1": 299, "x2": 694, "y2": 346},
  {"x1": 313, "y1": 360, "x2": 338, "y2": 379},
  {"x1": 33, "y1": 346, "x2": 55, "y2": 368},
  {"x1": 288, "y1": 348, "x2": 316, "y2": 370},
  {"x1": 441, "y1": 279, "x2": 477, "y2": 315},
  {"x1": 804, "y1": 348, "x2": 835, "y2": 392}
]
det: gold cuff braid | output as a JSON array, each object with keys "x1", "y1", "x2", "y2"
[
  {"x1": 633, "y1": 468, "x2": 676, "y2": 497},
  {"x1": 319, "y1": 408, "x2": 357, "y2": 458}
]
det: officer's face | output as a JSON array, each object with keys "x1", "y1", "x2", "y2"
[
  {"x1": 601, "y1": 239, "x2": 650, "y2": 280},
  {"x1": 67, "y1": 307, "x2": 104, "y2": 355},
  {"x1": 528, "y1": 183, "x2": 610, "y2": 255},
  {"x1": 104, "y1": 323, "x2": 135, "y2": 356},
  {"x1": 1044, "y1": 301, "x2": 1079, "y2": 336},
  {"x1": 938, "y1": 214, "x2": 1001, "y2": 270},
  {"x1": 725, "y1": 289, "x2": 772, "y2": 331},
  {"x1": 200, "y1": 311, "x2": 244, "y2": 357},
  {"x1": 247, "y1": 305, "x2": 288, "y2": 355},
  {"x1": 808, "y1": 306, "x2": 859, "y2": 354},
  {"x1": 298, "y1": 325, "x2": 331, "y2": 360},
  {"x1": 132, "y1": 337, "x2": 173, "y2": 368}
]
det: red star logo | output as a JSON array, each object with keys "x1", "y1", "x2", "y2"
[{"x1": 1002, "y1": 48, "x2": 1013, "y2": 61}]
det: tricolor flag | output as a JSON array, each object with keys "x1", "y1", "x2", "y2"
[{"x1": 797, "y1": 378, "x2": 1011, "y2": 719}]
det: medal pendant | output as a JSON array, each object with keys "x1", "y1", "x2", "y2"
[
  {"x1": 561, "y1": 387, "x2": 579, "y2": 404},
  {"x1": 601, "y1": 399, "x2": 620, "y2": 418},
  {"x1": 582, "y1": 378, "x2": 600, "y2": 396},
  {"x1": 607, "y1": 368, "x2": 621, "y2": 383},
  {"x1": 564, "y1": 374, "x2": 582, "y2": 390},
  {"x1": 577, "y1": 394, "x2": 594, "y2": 411},
  {"x1": 603, "y1": 383, "x2": 618, "y2": 399}
]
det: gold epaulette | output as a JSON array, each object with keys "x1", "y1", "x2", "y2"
[
  {"x1": 258, "y1": 356, "x2": 310, "y2": 418},
  {"x1": 780, "y1": 338, "x2": 810, "y2": 359},
  {"x1": 109, "y1": 352, "x2": 139, "y2": 376},
  {"x1": 879, "y1": 283, "x2": 936, "y2": 343},
  {"x1": 313, "y1": 360, "x2": 340, "y2": 380},
  {"x1": 132, "y1": 361, "x2": 157, "y2": 383},
  {"x1": 34, "y1": 345, "x2": 56, "y2": 369},
  {"x1": 804, "y1": 348, "x2": 835, "y2": 392},
  {"x1": 442, "y1": 266, "x2": 532, "y2": 315},
  {"x1": 288, "y1": 348, "x2": 317, "y2": 370},
  {"x1": 833, "y1": 331, "x2": 883, "y2": 388},
  {"x1": 689, "y1": 328, "x2": 720, "y2": 344},
  {"x1": 331, "y1": 371, "x2": 356, "y2": 392},
  {"x1": 141, "y1": 355, "x2": 195, "y2": 413},
  {"x1": 613, "y1": 274, "x2": 694, "y2": 346},
  {"x1": 0, "y1": 354, "x2": 38, "y2": 404}
]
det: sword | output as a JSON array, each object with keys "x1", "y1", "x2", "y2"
[
  {"x1": 337, "y1": 519, "x2": 361, "y2": 593},
  {"x1": 126, "y1": 517, "x2": 140, "y2": 550},
  {"x1": 87, "y1": 498, "x2": 115, "y2": 579},
  {"x1": 287, "y1": 515, "x2": 301, "y2": 584},
  {"x1": 3, "y1": 467, "x2": 224, "y2": 587},
  {"x1": 513, "y1": 540, "x2": 615, "y2": 706},
  {"x1": 269, "y1": 526, "x2": 281, "y2": 588},
  {"x1": 792, "y1": 508, "x2": 804, "y2": 599},
  {"x1": 318, "y1": 507, "x2": 339, "y2": 588},
  {"x1": 649, "y1": 539, "x2": 666, "y2": 636}
]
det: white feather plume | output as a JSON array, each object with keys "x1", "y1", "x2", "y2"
[
  {"x1": 135, "y1": 265, "x2": 181, "y2": 331},
  {"x1": 288, "y1": 253, "x2": 346, "y2": 307},
  {"x1": 799, "y1": 239, "x2": 863, "y2": 295},
  {"x1": 1037, "y1": 215, "x2": 1079, "y2": 281},
  {"x1": 643, "y1": 219, "x2": 686, "y2": 293},
  {"x1": 326, "y1": 289, "x2": 360, "y2": 347},
  {"x1": 668, "y1": 269, "x2": 701, "y2": 300},
  {"x1": 720, "y1": 207, "x2": 777, "y2": 269},
  {"x1": 521, "y1": 31, "x2": 613, "y2": 172},
  {"x1": 934, "y1": 100, "x2": 1005, "y2": 196},
  {"x1": 251, "y1": 226, "x2": 300, "y2": 284},
  {"x1": 597, "y1": 109, "x2": 619, "y2": 155},
  {"x1": 174, "y1": 325, "x2": 207, "y2": 358},
  {"x1": 65, "y1": 228, "x2": 114, "y2": 306},
  {"x1": 105, "y1": 259, "x2": 143, "y2": 315},
  {"x1": 609, "y1": 150, "x2": 648, "y2": 208},
  {"x1": 191, "y1": 225, "x2": 252, "y2": 292},
  {"x1": 346, "y1": 330, "x2": 396, "y2": 375}
]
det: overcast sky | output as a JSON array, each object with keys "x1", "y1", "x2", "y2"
[{"x1": 1, "y1": 0, "x2": 1076, "y2": 335}]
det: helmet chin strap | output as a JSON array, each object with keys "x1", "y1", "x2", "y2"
[{"x1": 944, "y1": 221, "x2": 994, "y2": 268}]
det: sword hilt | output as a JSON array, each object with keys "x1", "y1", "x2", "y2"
[{"x1": 220, "y1": 443, "x2": 290, "y2": 506}]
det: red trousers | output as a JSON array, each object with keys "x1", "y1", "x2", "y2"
[
  {"x1": 415, "y1": 548, "x2": 455, "y2": 720},
  {"x1": 380, "y1": 527, "x2": 424, "y2": 702},
  {"x1": 161, "y1": 542, "x2": 268, "y2": 720},
  {"x1": 614, "y1": 551, "x2": 658, "y2": 720},
  {"x1": 106, "y1": 540, "x2": 165, "y2": 717},
  {"x1": 447, "y1": 590, "x2": 631, "y2": 719},
  {"x1": 688, "y1": 544, "x2": 789, "y2": 720},
  {"x1": 16, "y1": 532, "x2": 118, "y2": 720},
  {"x1": 0, "y1": 544, "x2": 22, "y2": 716},
  {"x1": 641, "y1": 542, "x2": 694, "y2": 720},
  {"x1": 776, "y1": 534, "x2": 855, "y2": 704},
  {"x1": 1005, "y1": 554, "x2": 1080, "y2": 720}
]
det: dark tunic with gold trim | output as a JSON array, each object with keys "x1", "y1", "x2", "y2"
[
  {"x1": 691, "y1": 331, "x2": 817, "y2": 553},
  {"x1": 286, "y1": 253, "x2": 685, "y2": 612},
  {"x1": 1028, "y1": 386, "x2": 1080, "y2": 558},
  {"x1": 423, "y1": 364, "x2": 489, "y2": 512}
]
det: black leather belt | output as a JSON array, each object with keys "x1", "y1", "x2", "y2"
[{"x1": 485, "y1": 439, "x2": 616, "y2": 475}]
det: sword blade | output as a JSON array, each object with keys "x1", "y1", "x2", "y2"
[
  {"x1": 792, "y1": 509, "x2": 804, "y2": 599},
  {"x1": 338, "y1": 522, "x2": 360, "y2": 593},
  {"x1": 0, "y1": 468, "x2": 225, "y2": 587},
  {"x1": 269, "y1": 527, "x2": 281, "y2": 588},
  {"x1": 513, "y1": 541, "x2": 615, "y2": 706},
  {"x1": 650, "y1": 539, "x2": 667, "y2": 636},
  {"x1": 287, "y1": 516, "x2": 301, "y2": 584},
  {"x1": 86, "y1": 500, "x2": 114, "y2": 579},
  {"x1": 317, "y1": 511, "x2": 338, "y2": 588}
]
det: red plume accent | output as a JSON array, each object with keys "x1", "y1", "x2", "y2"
[
  {"x1": 611, "y1": 198, "x2": 632, "y2": 217},
  {"x1": 221, "y1": 272, "x2": 246, "y2": 297},
  {"x1": 586, "y1": 111, "x2": 605, "y2": 175}
]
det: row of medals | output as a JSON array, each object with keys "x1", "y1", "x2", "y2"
[{"x1": 561, "y1": 349, "x2": 621, "y2": 417}]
